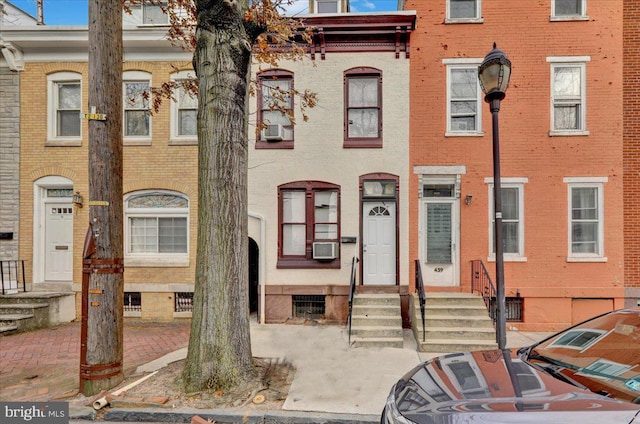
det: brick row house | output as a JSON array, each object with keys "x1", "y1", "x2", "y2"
[{"x1": 1, "y1": 0, "x2": 637, "y2": 336}]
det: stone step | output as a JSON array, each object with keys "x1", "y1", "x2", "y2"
[
  {"x1": 421, "y1": 304, "x2": 489, "y2": 317},
  {"x1": 418, "y1": 338, "x2": 498, "y2": 353},
  {"x1": 424, "y1": 315, "x2": 495, "y2": 329},
  {"x1": 0, "y1": 303, "x2": 49, "y2": 314},
  {"x1": 353, "y1": 293, "x2": 400, "y2": 306},
  {"x1": 350, "y1": 315, "x2": 402, "y2": 327},
  {"x1": 350, "y1": 325, "x2": 403, "y2": 339},
  {"x1": 0, "y1": 324, "x2": 18, "y2": 334},
  {"x1": 421, "y1": 293, "x2": 488, "y2": 307},
  {"x1": 351, "y1": 337, "x2": 404, "y2": 349},
  {"x1": 0, "y1": 313, "x2": 35, "y2": 333},
  {"x1": 414, "y1": 327, "x2": 496, "y2": 341},
  {"x1": 352, "y1": 304, "x2": 401, "y2": 317}
]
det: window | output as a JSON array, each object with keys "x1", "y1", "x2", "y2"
[
  {"x1": 47, "y1": 72, "x2": 82, "y2": 142},
  {"x1": 124, "y1": 292, "x2": 141, "y2": 312},
  {"x1": 486, "y1": 178, "x2": 527, "y2": 261},
  {"x1": 142, "y1": 1, "x2": 168, "y2": 25},
  {"x1": 124, "y1": 190, "x2": 189, "y2": 266},
  {"x1": 170, "y1": 71, "x2": 197, "y2": 143},
  {"x1": 447, "y1": 0, "x2": 482, "y2": 22},
  {"x1": 344, "y1": 67, "x2": 382, "y2": 148},
  {"x1": 256, "y1": 69, "x2": 294, "y2": 148},
  {"x1": 315, "y1": 0, "x2": 340, "y2": 13},
  {"x1": 548, "y1": 57, "x2": 590, "y2": 135},
  {"x1": 123, "y1": 71, "x2": 152, "y2": 141},
  {"x1": 552, "y1": 0, "x2": 587, "y2": 20},
  {"x1": 445, "y1": 61, "x2": 482, "y2": 135},
  {"x1": 293, "y1": 295, "x2": 325, "y2": 319},
  {"x1": 175, "y1": 292, "x2": 193, "y2": 312},
  {"x1": 278, "y1": 181, "x2": 340, "y2": 268},
  {"x1": 549, "y1": 329, "x2": 605, "y2": 350},
  {"x1": 565, "y1": 177, "x2": 606, "y2": 261}
]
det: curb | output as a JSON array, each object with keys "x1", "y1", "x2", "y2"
[{"x1": 69, "y1": 407, "x2": 379, "y2": 423}]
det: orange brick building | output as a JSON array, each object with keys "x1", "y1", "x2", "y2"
[{"x1": 403, "y1": 0, "x2": 625, "y2": 330}]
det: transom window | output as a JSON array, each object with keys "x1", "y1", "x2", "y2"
[
  {"x1": 552, "y1": 0, "x2": 587, "y2": 19},
  {"x1": 278, "y1": 181, "x2": 340, "y2": 268},
  {"x1": 123, "y1": 71, "x2": 151, "y2": 139},
  {"x1": 47, "y1": 72, "x2": 82, "y2": 141},
  {"x1": 565, "y1": 177, "x2": 606, "y2": 261},
  {"x1": 487, "y1": 178, "x2": 527, "y2": 261},
  {"x1": 344, "y1": 67, "x2": 382, "y2": 148},
  {"x1": 447, "y1": 0, "x2": 482, "y2": 22},
  {"x1": 548, "y1": 58, "x2": 589, "y2": 135},
  {"x1": 445, "y1": 62, "x2": 482, "y2": 135},
  {"x1": 257, "y1": 69, "x2": 294, "y2": 148},
  {"x1": 125, "y1": 190, "x2": 189, "y2": 266}
]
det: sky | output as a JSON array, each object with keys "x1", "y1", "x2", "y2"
[{"x1": 9, "y1": 0, "x2": 399, "y2": 26}]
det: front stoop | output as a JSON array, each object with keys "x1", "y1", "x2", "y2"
[
  {"x1": 349, "y1": 293, "x2": 403, "y2": 348},
  {"x1": 0, "y1": 292, "x2": 75, "y2": 335},
  {"x1": 411, "y1": 292, "x2": 498, "y2": 353}
]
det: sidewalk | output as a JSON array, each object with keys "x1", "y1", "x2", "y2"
[{"x1": 0, "y1": 320, "x2": 554, "y2": 422}]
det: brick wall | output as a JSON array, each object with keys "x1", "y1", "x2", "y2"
[{"x1": 624, "y1": 0, "x2": 640, "y2": 292}]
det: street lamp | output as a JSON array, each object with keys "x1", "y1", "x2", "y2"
[{"x1": 478, "y1": 43, "x2": 511, "y2": 350}]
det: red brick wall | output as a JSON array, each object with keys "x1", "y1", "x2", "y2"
[
  {"x1": 406, "y1": 0, "x2": 625, "y2": 329},
  {"x1": 624, "y1": 0, "x2": 640, "y2": 289}
]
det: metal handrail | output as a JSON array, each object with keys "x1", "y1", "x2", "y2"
[
  {"x1": 347, "y1": 256, "x2": 359, "y2": 346},
  {"x1": 470, "y1": 259, "x2": 497, "y2": 322},
  {"x1": 0, "y1": 260, "x2": 27, "y2": 294},
  {"x1": 414, "y1": 260, "x2": 426, "y2": 342}
]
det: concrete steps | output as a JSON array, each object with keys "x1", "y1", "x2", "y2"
[
  {"x1": 411, "y1": 292, "x2": 498, "y2": 353},
  {"x1": 349, "y1": 293, "x2": 403, "y2": 348},
  {"x1": 0, "y1": 292, "x2": 75, "y2": 335}
]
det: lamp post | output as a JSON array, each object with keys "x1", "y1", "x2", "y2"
[{"x1": 478, "y1": 43, "x2": 511, "y2": 350}]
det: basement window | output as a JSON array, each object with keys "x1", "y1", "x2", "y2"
[
  {"x1": 124, "y1": 292, "x2": 141, "y2": 312},
  {"x1": 293, "y1": 295, "x2": 325, "y2": 319},
  {"x1": 175, "y1": 292, "x2": 194, "y2": 312}
]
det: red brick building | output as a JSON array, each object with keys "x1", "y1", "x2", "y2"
[{"x1": 403, "y1": 0, "x2": 625, "y2": 330}]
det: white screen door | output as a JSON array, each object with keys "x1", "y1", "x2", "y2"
[
  {"x1": 363, "y1": 202, "x2": 396, "y2": 285},
  {"x1": 45, "y1": 202, "x2": 73, "y2": 281}
]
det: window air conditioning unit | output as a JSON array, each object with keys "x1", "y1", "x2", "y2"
[
  {"x1": 312, "y1": 242, "x2": 338, "y2": 260},
  {"x1": 262, "y1": 124, "x2": 284, "y2": 141}
]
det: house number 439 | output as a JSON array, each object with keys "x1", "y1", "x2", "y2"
[{"x1": 434, "y1": 267, "x2": 444, "y2": 272}]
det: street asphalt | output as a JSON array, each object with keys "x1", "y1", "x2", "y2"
[{"x1": 1, "y1": 319, "x2": 554, "y2": 423}]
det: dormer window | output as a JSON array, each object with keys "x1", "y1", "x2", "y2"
[{"x1": 315, "y1": 0, "x2": 340, "y2": 13}]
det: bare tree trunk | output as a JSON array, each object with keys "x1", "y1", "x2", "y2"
[
  {"x1": 182, "y1": 0, "x2": 254, "y2": 392},
  {"x1": 82, "y1": 0, "x2": 124, "y2": 396}
]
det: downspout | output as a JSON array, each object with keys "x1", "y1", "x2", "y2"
[{"x1": 248, "y1": 212, "x2": 266, "y2": 324}]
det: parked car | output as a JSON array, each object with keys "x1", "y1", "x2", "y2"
[{"x1": 382, "y1": 308, "x2": 640, "y2": 423}]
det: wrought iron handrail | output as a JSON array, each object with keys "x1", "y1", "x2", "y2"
[
  {"x1": 0, "y1": 260, "x2": 27, "y2": 294},
  {"x1": 414, "y1": 260, "x2": 426, "y2": 342},
  {"x1": 347, "y1": 256, "x2": 359, "y2": 346},
  {"x1": 471, "y1": 259, "x2": 497, "y2": 322}
]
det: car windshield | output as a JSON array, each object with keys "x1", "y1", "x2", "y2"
[{"x1": 523, "y1": 309, "x2": 640, "y2": 403}]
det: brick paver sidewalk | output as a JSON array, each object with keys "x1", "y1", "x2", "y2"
[{"x1": 0, "y1": 321, "x2": 190, "y2": 401}]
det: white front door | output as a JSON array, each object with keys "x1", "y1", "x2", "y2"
[
  {"x1": 44, "y1": 202, "x2": 73, "y2": 281},
  {"x1": 363, "y1": 202, "x2": 396, "y2": 285},
  {"x1": 421, "y1": 199, "x2": 459, "y2": 286}
]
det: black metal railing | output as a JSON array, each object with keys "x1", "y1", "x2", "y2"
[
  {"x1": 471, "y1": 260, "x2": 523, "y2": 322},
  {"x1": 347, "y1": 256, "x2": 359, "y2": 346},
  {"x1": 0, "y1": 260, "x2": 27, "y2": 294},
  {"x1": 414, "y1": 260, "x2": 426, "y2": 342},
  {"x1": 175, "y1": 292, "x2": 194, "y2": 312}
]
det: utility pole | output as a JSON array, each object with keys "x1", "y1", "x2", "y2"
[{"x1": 80, "y1": 0, "x2": 124, "y2": 396}]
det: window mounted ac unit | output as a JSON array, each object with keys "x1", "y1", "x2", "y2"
[
  {"x1": 312, "y1": 242, "x2": 338, "y2": 260},
  {"x1": 262, "y1": 124, "x2": 284, "y2": 141}
]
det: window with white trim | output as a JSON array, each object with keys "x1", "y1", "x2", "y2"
[
  {"x1": 47, "y1": 72, "x2": 82, "y2": 141},
  {"x1": 487, "y1": 179, "x2": 526, "y2": 260},
  {"x1": 124, "y1": 190, "x2": 189, "y2": 266},
  {"x1": 142, "y1": 1, "x2": 168, "y2": 25},
  {"x1": 170, "y1": 71, "x2": 197, "y2": 142},
  {"x1": 552, "y1": 0, "x2": 587, "y2": 20},
  {"x1": 565, "y1": 177, "x2": 606, "y2": 261},
  {"x1": 446, "y1": 0, "x2": 482, "y2": 22},
  {"x1": 123, "y1": 71, "x2": 152, "y2": 140},
  {"x1": 445, "y1": 61, "x2": 482, "y2": 135},
  {"x1": 549, "y1": 58, "x2": 589, "y2": 135}
]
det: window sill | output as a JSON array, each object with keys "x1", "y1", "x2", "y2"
[
  {"x1": 255, "y1": 140, "x2": 294, "y2": 149},
  {"x1": 444, "y1": 18, "x2": 484, "y2": 24},
  {"x1": 169, "y1": 138, "x2": 198, "y2": 146},
  {"x1": 487, "y1": 256, "x2": 527, "y2": 263},
  {"x1": 566, "y1": 256, "x2": 607, "y2": 263},
  {"x1": 550, "y1": 16, "x2": 589, "y2": 22},
  {"x1": 124, "y1": 138, "x2": 153, "y2": 146},
  {"x1": 343, "y1": 140, "x2": 383, "y2": 148},
  {"x1": 445, "y1": 131, "x2": 485, "y2": 137},
  {"x1": 125, "y1": 257, "x2": 189, "y2": 267},
  {"x1": 549, "y1": 130, "x2": 590, "y2": 137},
  {"x1": 277, "y1": 258, "x2": 340, "y2": 269},
  {"x1": 45, "y1": 139, "x2": 82, "y2": 147},
  {"x1": 124, "y1": 311, "x2": 141, "y2": 318},
  {"x1": 173, "y1": 311, "x2": 192, "y2": 318}
]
